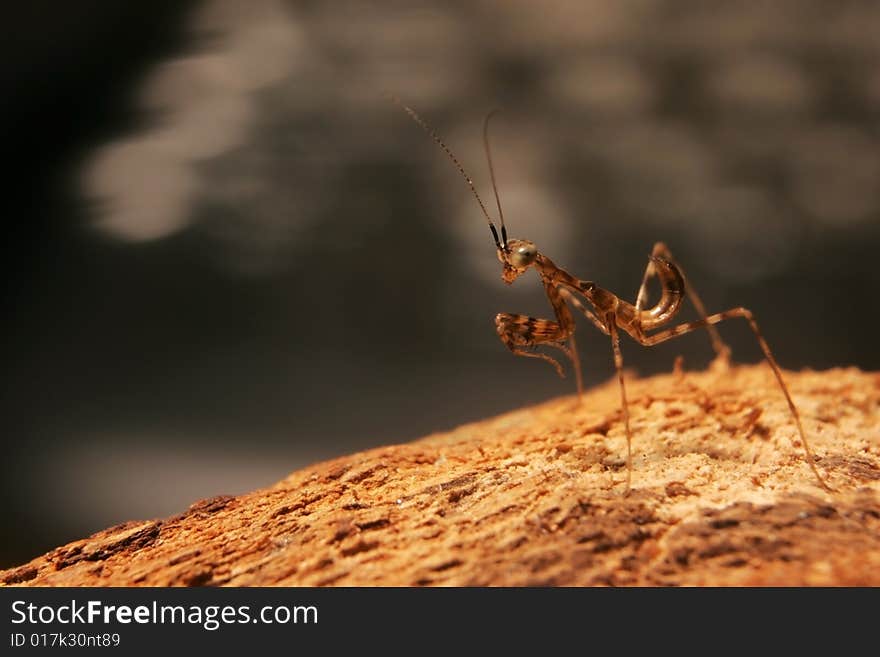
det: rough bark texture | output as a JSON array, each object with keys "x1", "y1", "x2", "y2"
[{"x1": 3, "y1": 364, "x2": 879, "y2": 587}]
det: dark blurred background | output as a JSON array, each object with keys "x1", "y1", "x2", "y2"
[{"x1": 3, "y1": 0, "x2": 879, "y2": 567}]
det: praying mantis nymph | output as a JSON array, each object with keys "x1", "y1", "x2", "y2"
[{"x1": 392, "y1": 96, "x2": 831, "y2": 494}]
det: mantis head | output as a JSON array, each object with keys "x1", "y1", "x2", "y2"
[{"x1": 498, "y1": 239, "x2": 538, "y2": 284}]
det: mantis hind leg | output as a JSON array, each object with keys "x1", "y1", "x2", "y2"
[{"x1": 637, "y1": 242, "x2": 731, "y2": 366}]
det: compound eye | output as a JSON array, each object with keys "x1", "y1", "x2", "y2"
[{"x1": 509, "y1": 243, "x2": 537, "y2": 268}]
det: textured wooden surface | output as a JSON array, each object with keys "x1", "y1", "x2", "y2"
[{"x1": 3, "y1": 364, "x2": 879, "y2": 587}]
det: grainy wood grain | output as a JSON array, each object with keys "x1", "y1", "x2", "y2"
[{"x1": 3, "y1": 365, "x2": 879, "y2": 587}]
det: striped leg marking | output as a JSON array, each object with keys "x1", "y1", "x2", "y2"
[{"x1": 495, "y1": 313, "x2": 573, "y2": 379}]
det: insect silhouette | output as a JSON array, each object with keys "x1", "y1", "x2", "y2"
[{"x1": 392, "y1": 97, "x2": 831, "y2": 493}]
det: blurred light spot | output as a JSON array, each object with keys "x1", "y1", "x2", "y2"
[
  {"x1": 708, "y1": 55, "x2": 812, "y2": 113},
  {"x1": 85, "y1": 137, "x2": 197, "y2": 241},
  {"x1": 789, "y1": 126, "x2": 880, "y2": 227},
  {"x1": 305, "y1": 5, "x2": 476, "y2": 110},
  {"x1": 503, "y1": 0, "x2": 642, "y2": 50},
  {"x1": 586, "y1": 123, "x2": 718, "y2": 227},
  {"x1": 686, "y1": 186, "x2": 800, "y2": 284},
  {"x1": 644, "y1": 4, "x2": 803, "y2": 51},
  {"x1": 590, "y1": 123, "x2": 715, "y2": 188},
  {"x1": 84, "y1": 0, "x2": 301, "y2": 242},
  {"x1": 546, "y1": 55, "x2": 653, "y2": 116},
  {"x1": 144, "y1": 89, "x2": 255, "y2": 160}
]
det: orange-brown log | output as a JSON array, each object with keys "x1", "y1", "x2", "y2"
[{"x1": 3, "y1": 364, "x2": 879, "y2": 587}]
